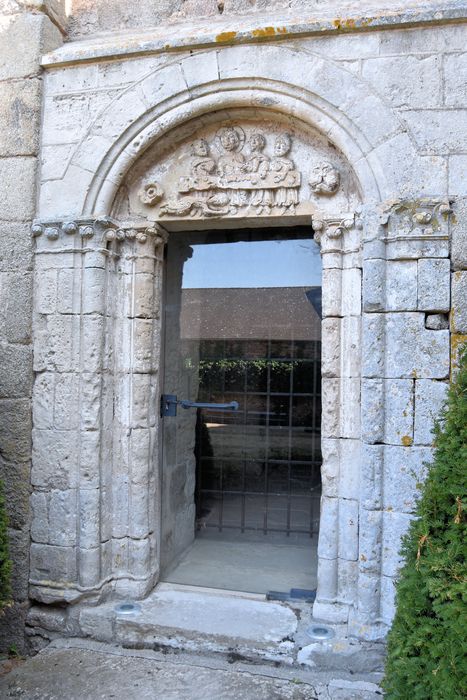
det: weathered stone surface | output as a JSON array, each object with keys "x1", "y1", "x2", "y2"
[
  {"x1": 402, "y1": 109, "x2": 467, "y2": 154},
  {"x1": 0, "y1": 343, "x2": 32, "y2": 397},
  {"x1": 0, "y1": 14, "x2": 59, "y2": 80},
  {"x1": 381, "y1": 510, "x2": 414, "y2": 578},
  {"x1": 363, "y1": 312, "x2": 450, "y2": 379},
  {"x1": 31, "y1": 428, "x2": 79, "y2": 489},
  {"x1": 0, "y1": 458, "x2": 29, "y2": 530},
  {"x1": 414, "y1": 379, "x2": 448, "y2": 445},
  {"x1": 383, "y1": 445, "x2": 433, "y2": 515},
  {"x1": 444, "y1": 51, "x2": 467, "y2": 108},
  {"x1": 29, "y1": 542, "x2": 77, "y2": 583},
  {"x1": 0, "y1": 156, "x2": 36, "y2": 221},
  {"x1": 451, "y1": 197, "x2": 467, "y2": 269},
  {"x1": 362, "y1": 378, "x2": 413, "y2": 446},
  {"x1": 0, "y1": 271, "x2": 33, "y2": 343},
  {"x1": 0, "y1": 398, "x2": 31, "y2": 461},
  {"x1": 0, "y1": 642, "x2": 365, "y2": 699},
  {"x1": 417, "y1": 258, "x2": 450, "y2": 312},
  {"x1": 425, "y1": 313, "x2": 449, "y2": 330},
  {"x1": 0, "y1": 78, "x2": 41, "y2": 156},
  {"x1": 0, "y1": 602, "x2": 29, "y2": 655},
  {"x1": 0, "y1": 222, "x2": 33, "y2": 271},
  {"x1": 362, "y1": 54, "x2": 442, "y2": 109},
  {"x1": 451, "y1": 271, "x2": 467, "y2": 333},
  {"x1": 8, "y1": 527, "x2": 30, "y2": 601},
  {"x1": 449, "y1": 155, "x2": 467, "y2": 198}
]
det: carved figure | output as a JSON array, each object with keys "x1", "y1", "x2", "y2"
[
  {"x1": 217, "y1": 126, "x2": 246, "y2": 208},
  {"x1": 178, "y1": 138, "x2": 217, "y2": 193},
  {"x1": 149, "y1": 126, "x2": 302, "y2": 218},
  {"x1": 270, "y1": 134, "x2": 299, "y2": 211},
  {"x1": 309, "y1": 162, "x2": 340, "y2": 195},
  {"x1": 243, "y1": 132, "x2": 273, "y2": 214}
]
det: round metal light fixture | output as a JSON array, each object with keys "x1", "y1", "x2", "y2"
[
  {"x1": 306, "y1": 624, "x2": 335, "y2": 641},
  {"x1": 114, "y1": 602, "x2": 141, "y2": 615}
]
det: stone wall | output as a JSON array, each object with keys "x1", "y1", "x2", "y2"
[
  {"x1": 0, "y1": 0, "x2": 63, "y2": 652},
  {"x1": 67, "y1": 0, "x2": 453, "y2": 39}
]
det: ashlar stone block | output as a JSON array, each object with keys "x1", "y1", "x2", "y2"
[
  {"x1": 385, "y1": 261, "x2": 417, "y2": 311},
  {"x1": 418, "y1": 258, "x2": 450, "y2": 312},
  {"x1": 451, "y1": 271, "x2": 467, "y2": 333},
  {"x1": 362, "y1": 379, "x2": 413, "y2": 446},
  {"x1": 48, "y1": 489, "x2": 77, "y2": 546},
  {"x1": 383, "y1": 445, "x2": 433, "y2": 514},
  {"x1": 414, "y1": 379, "x2": 448, "y2": 445},
  {"x1": 381, "y1": 510, "x2": 414, "y2": 578},
  {"x1": 0, "y1": 156, "x2": 36, "y2": 221},
  {"x1": 31, "y1": 428, "x2": 79, "y2": 489},
  {"x1": 451, "y1": 197, "x2": 467, "y2": 269},
  {"x1": 30, "y1": 543, "x2": 77, "y2": 584},
  {"x1": 364, "y1": 312, "x2": 450, "y2": 379},
  {"x1": 0, "y1": 78, "x2": 41, "y2": 157}
]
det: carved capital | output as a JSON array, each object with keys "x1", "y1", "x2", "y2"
[
  {"x1": 379, "y1": 198, "x2": 452, "y2": 239},
  {"x1": 312, "y1": 212, "x2": 362, "y2": 246},
  {"x1": 31, "y1": 218, "x2": 168, "y2": 251}
]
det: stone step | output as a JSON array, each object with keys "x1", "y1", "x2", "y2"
[{"x1": 79, "y1": 584, "x2": 299, "y2": 664}]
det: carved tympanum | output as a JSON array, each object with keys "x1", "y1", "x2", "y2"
[{"x1": 147, "y1": 128, "x2": 302, "y2": 218}]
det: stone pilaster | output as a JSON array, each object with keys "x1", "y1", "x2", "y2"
[{"x1": 30, "y1": 218, "x2": 166, "y2": 604}]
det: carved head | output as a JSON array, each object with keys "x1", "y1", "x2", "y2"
[
  {"x1": 309, "y1": 162, "x2": 340, "y2": 195},
  {"x1": 249, "y1": 132, "x2": 266, "y2": 153},
  {"x1": 219, "y1": 127, "x2": 241, "y2": 152},
  {"x1": 191, "y1": 139, "x2": 209, "y2": 157},
  {"x1": 274, "y1": 134, "x2": 292, "y2": 157}
]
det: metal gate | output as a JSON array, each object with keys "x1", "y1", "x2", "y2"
[{"x1": 195, "y1": 338, "x2": 322, "y2": 537}]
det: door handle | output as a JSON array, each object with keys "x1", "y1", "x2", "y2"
[{"x1": 161, "y1": 394, "x2": 239, "y2": 417}]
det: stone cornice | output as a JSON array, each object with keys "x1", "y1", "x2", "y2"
[{"x1": 41, "y1": 2, "x2": 467, "y2": 67}]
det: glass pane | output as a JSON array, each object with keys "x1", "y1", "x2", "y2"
[{"x1": 163, "y1": 228, "x2": 322, "y2": 575}]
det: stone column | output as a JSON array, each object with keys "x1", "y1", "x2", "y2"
[
  {"x1": 312, "y1": 213, "x2": 363, "y2": 624},
  {"x1": 349, "y1": 199, "x2": 451, "y2": 640},
  {"x1": 29, "y1": 219, "x2": 166, "y2": 604},
  {"x1": 111, "y1": 225, "x2": 166, "y2": 598}
]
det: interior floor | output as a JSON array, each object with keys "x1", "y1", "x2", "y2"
[{"x1": 162, "y1": 529, "x2": 318, "y2": 595}]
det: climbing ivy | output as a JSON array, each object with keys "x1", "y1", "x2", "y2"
[{"x1": 383, "y1": 347, "x2": 467, "y2": 699}]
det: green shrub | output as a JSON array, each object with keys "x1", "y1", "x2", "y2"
[
  {"x1": 0, "y1": 479, "x2": 12, "y2": 609},
  {"x1": 383, "y1": 348, "x2": 467, "y2": 699}
]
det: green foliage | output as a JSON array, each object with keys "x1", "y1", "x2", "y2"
[
  {"x1": 383, "y1": 348, "x2": 467, "y2": 699},
  {"x1": 0, "y1": 479, "x2": 12, "y2": 610}
]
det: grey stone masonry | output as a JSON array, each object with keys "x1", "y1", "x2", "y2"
[
  {"x1": 0, "y1": 1, "x2": 62, "y2": 653},
  {"x1": 29, "y1": 219, "x2": 166, "y2": 606}
]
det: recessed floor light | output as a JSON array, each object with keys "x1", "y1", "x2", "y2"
[
  {"x1": 306, "y1": 624, "x2": 335, "y2": 641},
  {"x1": 114, "y1": 602, "x2": 141, "y2": 615}
]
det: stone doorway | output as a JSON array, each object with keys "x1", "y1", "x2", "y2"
[{"x1": 159, "y1": 226, "x2": 322, "y2": 595}]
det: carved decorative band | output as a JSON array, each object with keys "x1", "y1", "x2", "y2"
[{"x1": 31, "y1": 218, "x2": 168, "y2": 247}]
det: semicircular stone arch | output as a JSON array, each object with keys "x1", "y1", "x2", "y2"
[{"x1": 37, "y1": 44, "x2": 418, "y2": 220}]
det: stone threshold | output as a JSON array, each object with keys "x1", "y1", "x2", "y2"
[
  {"x1": 28, "y1": 583, "x2": 386, "y2": 677},
  {"x1": 42, "y1": 1, "x2": 467, "y2": 67}
]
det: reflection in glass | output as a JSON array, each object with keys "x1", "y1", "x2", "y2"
[{"x1": 167, "y1": 229, "x2": 322, "y2": 539}]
